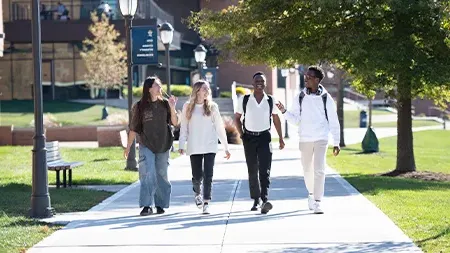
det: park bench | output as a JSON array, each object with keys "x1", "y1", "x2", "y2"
[{"x1": 46, "y1": 141, "x2": 83, "y2": 188}]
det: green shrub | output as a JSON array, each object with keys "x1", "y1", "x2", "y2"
[
  {"x1": 166, "y1": 85, "x2": 192, "y2": 97},
  {"x1": 236, "y1": 86, "x2": 251, "y2": 96},
  {"x1": 123, "y1": 84, "x2": 192, "y2": 97},
  {"x1": 220, "y1": 91, "x2": 232, "y2": 98}
]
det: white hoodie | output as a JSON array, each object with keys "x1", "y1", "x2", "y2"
[{"x1": 284, "y1": 85, "x2": 341, "y2": 146}]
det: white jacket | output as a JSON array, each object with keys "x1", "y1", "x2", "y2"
[{"x1": 284, "y1": 86, "x2": 341, "y2": 146}]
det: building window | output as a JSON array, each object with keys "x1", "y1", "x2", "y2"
[
  {"x1": 12, "y1": 60, "x2": 33, "y2": 99},
  {"x1": 11, "y1": 43, "x2": 32, "y2": 60},
  {"x1": 277, "y1": 68, "x2": 286, "y2": 88},
  {"x1": 54, "y1": 43, "x2": 74, "y2": 59},
  {"x1": 0, "y1": 61, "x2": 13, "y2": 100}
]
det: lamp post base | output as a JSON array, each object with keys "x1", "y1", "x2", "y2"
[
  {"x1": 101, "y1": 107, "x2": 109, "y2": 120},
  {"x1": 29, "y1": 198, "x2": 54, "y2": 218}
]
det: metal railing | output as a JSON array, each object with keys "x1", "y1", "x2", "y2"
[
  {"x1": 8, "y1": 0, "x2": 173, "y2": 23},
  {"x1": 135, "y1": 0, "x2": 174, "y2": 24}
]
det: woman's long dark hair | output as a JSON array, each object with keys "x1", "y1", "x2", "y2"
[{"x1": 139, "y1": 76, "x2": 161, "y2": 112}]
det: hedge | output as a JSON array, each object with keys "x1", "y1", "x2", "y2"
[
  {"x1": 123, "y1": 84, "x2": 192, "y2": 97},
  {"x1": 220, "y1": 91, "x2": 232, "y2": 98}
]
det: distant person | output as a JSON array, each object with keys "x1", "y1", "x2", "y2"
[
  {"x1": 179, "y1": 80, "x2": 231, "y2": 214},
  {"x1": 56, "y1": 2, "x2": 66, "y2": 20},
  {"x1": 124, "y1": 76, "x2": 178, "y2": 216},
  {"x1": 276, "y1": 65, "x2": 340, "y2": 214},
  {"x1": 97, "y1": 1, "x2": 112, "y2": 19}
]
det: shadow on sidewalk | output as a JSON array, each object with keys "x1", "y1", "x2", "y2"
[
  {"x1": 58, "y1": 175, "x2": 362, "y2": 231},
  {"x1": 241, "y1": 241, "x2": 418, "y2": 253}
]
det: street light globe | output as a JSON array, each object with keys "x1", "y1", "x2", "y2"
[
  {"x1": 159, "y1": 22, "x2": 174, "y2": 45},
  {"x1": 327, "y1": 71, "x2": 335, "y2": 79},
  {"x1": 281, "y1": 69, "x2": 289, "y2": 77},
  {"x1": 118, "y1": 0, "x2": 138, "y2": 17},
  {"x1": 194, "y1": 44, "x2": 207, "y2": 63}
]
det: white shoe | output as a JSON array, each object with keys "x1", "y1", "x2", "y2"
[
  {"x1": 308, "y1": 195, "x2": 314, "y2": 210},
  {"x1": 313, "y1": 201, "x2": 324, "y2": 214},
  {"x1": 202, "y1": 204, "x2": 210, "y2": 214},
  {"x1": 195, "y1": 195, "x2": 203, "y2": 209}
]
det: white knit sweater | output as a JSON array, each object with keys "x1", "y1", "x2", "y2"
[{"x1": 179, "y1": 102, "x2": 229, "y2": 155}]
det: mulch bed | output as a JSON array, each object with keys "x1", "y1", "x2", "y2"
[
  {"x1": 396, "y1": 171, "x2": 450, "y2": 182},
  {"x1": 382, "y1": 171, "x2": 450, "y2": 182}
]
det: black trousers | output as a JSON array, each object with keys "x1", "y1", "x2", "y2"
[
  {"x1": 242, "y1": 131, "x2": 272, "y2": 202},
  {"x1": 190, "y1": 153, "x2": 216, "y2": 200}
]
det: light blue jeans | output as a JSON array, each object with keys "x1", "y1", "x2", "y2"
[{"x1": 138, "y1": 146, "x2": 171, "y2": 208}]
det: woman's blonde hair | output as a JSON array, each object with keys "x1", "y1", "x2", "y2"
[{"x1": 185, "y1": 80, "x2": 213, "y2": 120}]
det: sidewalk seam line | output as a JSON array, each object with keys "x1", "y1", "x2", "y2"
[{"x1": 220, "y1": 180, "x2": 240, "y2": 253}]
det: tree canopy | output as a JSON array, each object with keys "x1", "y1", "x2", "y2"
[
  {"x1": 81, "y1": 13, "x2": 126, "y2": 92},
  {"x1": 188, "y1": 0, "x2": 450, "y2": 173}
]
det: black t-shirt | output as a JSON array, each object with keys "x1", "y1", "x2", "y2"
[{"x1": 130, "y1": 99, "x2": 173, "y2": 153}]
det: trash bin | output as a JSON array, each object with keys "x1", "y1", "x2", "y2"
[{"x1": 359, "y1": 110, "x2": 367, "y2": 128}]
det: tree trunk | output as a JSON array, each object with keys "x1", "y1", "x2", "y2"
[
  {"x1": 368, "y1": 99, "x2": 372, "y2": 127},
  {"x1": 337, "y1": 71, "x2": 346, "y2": 147},
  {"x1": 392, "y1": 83, "x2": 416, "y2": 174}
]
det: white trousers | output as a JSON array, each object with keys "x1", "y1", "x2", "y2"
[{"x1": 299, "y1": 140, "x2": 328, "y2": 201}]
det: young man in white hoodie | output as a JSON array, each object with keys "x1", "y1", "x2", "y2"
[{"x1": 276, "y1": 65, "x2": 340, "y2": 214}]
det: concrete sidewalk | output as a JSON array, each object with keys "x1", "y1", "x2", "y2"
[{"x1": 30, "y1": 146, "x2": 421, "y2": 253}]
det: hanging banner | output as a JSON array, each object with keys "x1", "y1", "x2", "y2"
[{"x1": 131, "y1": 26, "x2": 158, "y2": 65}]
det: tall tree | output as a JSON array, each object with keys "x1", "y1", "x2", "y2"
[
  {"x1": 81, "y1": 13, "x2": 126, "y2": 119},
  {"x1": 188, "y1": 0, "x2": 450, "y2": 174}
]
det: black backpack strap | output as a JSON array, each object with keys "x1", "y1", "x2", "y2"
[
  {"x1": 299, "y1": 91, "x2": 305, "y2": 115},
  {"x1": 242, "y1": 95, "x2": 250, "y2": 132},
  {"x1": 268, "y1": 95, "x2": 273, "y2": 115},
  {"x1": 268, "y1": 95, "x2": 273, "y2": 129},
  {"x1": 242, "y1": 95, "x2": 250, "y2": 115},
  {"x1": 322, "y1": 93, "x2": 328, "y2": 122}
]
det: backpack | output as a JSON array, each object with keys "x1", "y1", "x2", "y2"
[
  {"x1": 299, "y1": 91, "x2": 328, "y2": 122},
  {"x1": 242, "y1": 94, "x2": 273, "y2": 129}
]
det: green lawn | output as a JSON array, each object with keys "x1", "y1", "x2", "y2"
[
  {"x1": 0, "y1": 100, "x2": 126, "y2": 127},
  {"x1": 0, "y1": 146, "x2": 179, "y2": 252},
  {"x1": 344, "y1": 109, "x2": 392, "y2": 128},
  {"x1": 327, "y1": 130, "x2": 450, "y2": 252},
  {"x1": 372, "y1": 120, "x2": 442, "y2": 128}
]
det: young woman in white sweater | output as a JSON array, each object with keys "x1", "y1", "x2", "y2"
[{"x1": 179, "y1": 80, "x2": 231, "y2": 214}]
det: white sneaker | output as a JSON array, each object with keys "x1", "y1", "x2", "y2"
[
  {"x1": 202, "y1": 204, "x2": 210, "y2": 214},
  {"x1": 195, "y1": 195, "x2": 203, "y2": 209},
  {"x1": 313, "y1": 201, "x2": 324, "y2": 214},
  {"x1": 308, "y1": 195, "x2": 314, "y2": 210}
]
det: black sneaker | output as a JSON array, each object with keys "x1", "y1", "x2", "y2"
[
  {"x1": 140, "y1": 206, "x2": 153, "y2": 216},
  {"x1": 261, "y1": 201, "x2": 273, "y2": 214},
  {"x1": 250, "y1": 199, "x2": 260, "y2": 211},
  {"x1": 156, "y1": 206, "x2": 165, "y2": 214}
]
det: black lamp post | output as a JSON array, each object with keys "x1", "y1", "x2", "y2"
[
  {"x1": 194, "y1": 44, "x2": 207, "y2": 79},
  {"x1": 159, "y1": 22, "x2": 174, "y2": 95},
  {"x1": 119, "y1": 0, "x2": 138, "y2": 170},
  {"x1": 30, "y1": 0, "x2": 53, "y2": 218}
]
